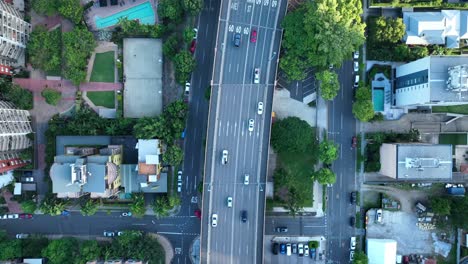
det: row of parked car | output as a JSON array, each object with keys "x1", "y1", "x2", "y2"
[
  {"x1": 0, "y1": 213, "x2": 32, "y2": 219},
  {"x1": 272, "y1": 242, "x2": 317, "y2": 258}
]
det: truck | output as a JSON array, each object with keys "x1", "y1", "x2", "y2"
[{"x1": 447, "y1": 187, "x2": 465, "y2": 196}]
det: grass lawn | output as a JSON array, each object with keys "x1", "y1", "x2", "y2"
[
  {"x1": 432, "y1": 104, "x2": 468, "y2": 115},
  {"x1": 90, "y1": 51, "x2": 115, "y2": 83},
  {"x1": 439, "y1": 133, "x2": 467, "y2": 154},
  {"x1": 87, "y1": 91, "x2": 115, "y2": 108}
]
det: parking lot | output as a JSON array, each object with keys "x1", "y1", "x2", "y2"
[
  {"x1": 264, "y1": 235, "x2": 326, "y2": 264},
  {"x1": 366, "y1": 209, "x2": 435, "y2": 255}
]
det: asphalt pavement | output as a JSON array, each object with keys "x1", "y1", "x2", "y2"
[
  {"x1": 200, "y1": 0, "x2": 287, "y2": 263},
  {"x1": 325, "y1": 60, "x2": 358, "y2": 264}
]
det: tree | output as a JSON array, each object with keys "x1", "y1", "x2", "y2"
[
  {"x1": 173, "y1": 51, "x2": 196, "y2": 84},
  {"x1": 429, "y1": 197, "x2": 451, "y2": 215},
  {"x1": 32, "y1": 0, "x2": 59, "y2": 16},
  {"x1": 158, "y1": 0, "x2": 184, "y2": 23},
  {"x1": 163, "y1": 34, "x2": 180, "y2": 58},
  {"x1": 28, "y1": 26, "x2": 62, "y2": 73},
  {"x1": 129, "y1": 193, "x2": 146, "y2": 217},
  {"x1": 183, "y1": 27, "x2": 196, "y2": 43},
  {"x1": 285, "y1": 186, "x2": 304, "y2": 216},
  {"x1": 40, "y1": 196, "x2": 67, "y2": 216},
  {"x1": 0, "y1": 80, "x2": 33, "y2": 110},
  {"x1": 280, "y1": 0, "x2": 365, "y2": 80},
  {"x1": 271, "y1": 117, "x2": 314, "y2": 154},
  {"x1": 318, "y1": 140, "x2": 339, "y2": 164},
  {"x1": 371, "y1": 17, "x2": 405, "y2": 44},
  {"x1": 163, "y1": 145, "x2": 184, "y2": 166},
  {"x1": 450, "y1": 196, "x2": 468, "y2": 229},
  {"x1": 152, "y1": 196, "x2": 170, "y2": 218},
  {"x1": 182, "y1": 0, "x2": 203, "y2": 15},
  {"x1": 79, "y1": 240, "x2": 102, "y2": 263},
  {"x1": 42, "y1": 238, "x2": 80, "y2": 264},
  {"x1": 352, "y1": 100, "x2": 375, "y2": 122},
  {"x1": 21, "y1": 200, "x2": 37, "y2": 214},
  {"x1": 58, "y1": 0, "x2": 83, "y2": 24},
  {"x1": 80, "y1": 199, "x2": 98, "y2": 216},
  {"x1": 22, "y1": 237, "x2": 49, "y2": 258},
  {"x1": 62, "y1": 27, "x2": 96, "y2": 85},
  {"x1": 316, "y1": 70, "x2": 340, "y2": 100},
  {"x1": 353, "y1": 251, "x2": 369, "y2": 264},
  {"x1": 314, "y1": 168, "x2": 336, "y2": 185},
  {"x1": 41, "y1": 87, "x2": 62, "y2": 106},
  {"x1": 168, "y1": 195, "x2": 181, "y2": 207},
  {"x1": 0, "y1": 240, "x2": 22, "y2": 260}
]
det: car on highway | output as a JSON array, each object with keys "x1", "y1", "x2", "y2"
[
  {"x1": 122, "y1": 212, "x2": 132, "y2": 217},
  {"x1": 292, "y1": 243, "x2": 297, "y2": 254},
  {"x1": 272, "y1": 242, "x2": 279, "y2": 255},
  {"x1": 8, "y1": 214, "x2": 19, "y2": 219},
  {"x1": 177, "y1": 182, "x2": 182, "y2": 193},
  {"x1": 16, "y1": 233, "x2": 29, "y2": 239},
  {"x1": 241, "y1": 210, "x2": 247, "y2": 223},
  {"x1": 227, "y1": 196, "x2": 233, "y2": 208},
  {"x1": 178, "y1": 170, "x2": 182, "y2": 181},
  {"x1": 298, "y1": 243, "x2": 304, "y2": 256},
  {"x1": 376, "y1": 209, "x2": 383, "y2": 223},
  {"x1": 353, "y1": 51, "x2": 360, "y2": 59},
  {"x1": 244, "y1": 174, "x2": 249, "y2": 185},
  {"x1": 257, "y1": 102, "x2": 263, "y2": 115},
  {"x1": 350, "y1": 216, "x2": 356, "y2": 227},
  {"x1": 353, "y1": 61, "x2": 359, "y2": 72},
  {"x1": 221, "y1": 150, "x2": 228, "y2": 165},
  {"x1": 250, "y1": 28, "x2": 257, "y2": 43},
  {"x1": 286, "y1": 243, "x2": 291, "y2": 256},
  {"x1": 350, "y1": 236, "x2": 356, "y2": 250},
  {"x1": 350, "y1": 191, "x2": 357, "y2": 204},
  {"x1": 103, "y1": 231, "x2": 115, "y2": 237},
  {"x1": 350, "y1": 250, "x2": 355, "y2": 261},
  {"x1": 190, "y1": 40, "x2": 196, "y2": 54},
  {"x1": 274, "y1": 226, "x2": 288, "y2": 233},
  {"x1": 248, "y1": 118, "x2": 254, "y2": 132},
  {"x1": 304, "y1": 244, "x2": 309, "y2": 257},
  {"x1": 211, "y1": 213, "x2": 218, "y2": 227},
  {"x1": 253, "y1": 68, "x2": 260, "y2": 84},
  {"x1": 354, "y1": 75, "x2": 360, "y2": 88},
  {"x1": 233, "y1": 33, "x2": 241, "y2": 47},
  {"x1": 19, "y1": 214, "x2": 32, "y2": 219},
  {"x1": 352, "y1": 136, "x2": 357, "y2": 148},
  {"x1": 185, "y1": 82, "x2": 190, "y2": 96},
  {"x1": 280, "y1": 243, "x2": 286, "y2": 254},
  {"x1": 193, "y1": 28, "x2": 198, "y2": 39}
]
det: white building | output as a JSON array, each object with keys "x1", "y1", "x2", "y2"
[
  {"x1": 366, "y1": 238, "x2": 397, "y2": 264},
  {"x1": 394, "y1": 55, "x2": 468, "y2": 108},
  {"x1": 0, "y1": 0, "x2": 30, "y2": 73},
  {"x1": 403, "y1": 10, "x2": 468, "y2": 48}
]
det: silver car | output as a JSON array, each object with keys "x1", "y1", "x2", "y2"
[
  {"x1": 254, "y1": 68, "x2": 260, "y2": 84},
  {"x1": 211, "y1": 214, "x2": 218, "y2": 227},
  {"x1": 227, "y1": 197, "x2": 233, "y2": 208},
  {"x1": 353, "y1": 61, "x2": 359, "y2": 72},
  {"x1": 248, "y1": 119, "x2": 254, "y2": 132},
  {"x1": 222, "y1": 150, "x2": 228, "y2": 165},
  {"x1": 257, "y1": 102, "x2": 264, "y2": 115}
]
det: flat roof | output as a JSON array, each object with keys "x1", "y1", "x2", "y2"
[
  {"x1": 366, "y1": 238, "x2": 397, "y2": 264},
  {"x1": 396, "y1": 144, "x2": 452, "y2": 180},
  {"x1": 123, "y1": 38, "x2": 163, "y2": 118}
]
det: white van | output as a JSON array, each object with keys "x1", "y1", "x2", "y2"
[{"x1": 286, "y1": 243, "x2": 291, "y2": 256}]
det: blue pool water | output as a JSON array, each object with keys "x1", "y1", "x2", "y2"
[
  {"x1": 95, "y1": 1, "x2": 155, "y2": 29},
  {"x1": 373, "y1": 88, "x2": 384, "y2": 112}
]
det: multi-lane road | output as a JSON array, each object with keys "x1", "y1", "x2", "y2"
[{"x1": 200, "y1": 0, "x2": 287, "y2": 262}]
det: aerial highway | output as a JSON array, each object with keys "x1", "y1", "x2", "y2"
[{"x1": 200, "y1": 0, "x2": 287, "y2": 262}]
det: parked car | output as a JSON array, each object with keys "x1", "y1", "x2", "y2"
[
  {"x1": 190, "y1": 40, "x2": 196, "y2": 54},
  {"x1": 310, "y1": 247, "x2": 316, "y2": 259},
  {"x1": 61, "y1": 210, "x2": 70, "y2": 216},
  {"x1": 350, "y1": 191, "x2": 357, "y2": 204},
  {"x1": 248, "y1": 118, "x2": 255, "y2": 132},
  {"x1": 227, "y1": 196, "x2": 233, "y2": 208},
  {"x1": 376, "y1": 209, "x2": 383, "y2": 223},
  {"x1": 117, "y1": 231, "x2": 123, "y2": 236},
  {"x1": 221, "y1": 150, "x2": 228, "y2": 165},
  {"x1": 178, "y1": 171, "x2": 182, "y2": 182},
  {"x1": 211, "y1": 213, "x2": 218, "y2": 227},
  {"x1": 233, "y1": 33, "x2": 241, "y2": 47},
  {"x1": 298, "y1": 243, "x2": 304, "y2": 256},
  {"x1": 257, "y1": 102, "x2": 264, "y2": 115},
  {"x1": 253, "y1": 68, "x2": 260, "y2": 84},
  {"x1": 272, "y1": 242, "x2": 279, "y2": 255},
  {"x1": 24, "y1": 177, "x2": 34, "y2": 182},
  {"x1": 194, "y1": 209, "x2": 201, "y2": 219},
  {"x1": 286, "y1": 243, "x2": 291, "y2": 256},
  {"x1": 350, "y1": 250, "x2": 355, "y2": 261},
  {"x1": 354, "y1": 75, "x2": 360, "y2": 88},
  {"x1": 103, "y1": 231, "x2": 115, "y2": 237},
  {"x1": 193, "y1": 28, "x2": 198, "y2": 39},
  {"x1": 353, "y1": 61, "x2": 359, "y2": 72},
  {"x1": 8, "y1": 214, "x2": 19, "y2": 219},
  {"x1": 250, "y1": 28, "x2": 257, "y2": 43},
  {"x1": 350, "y1": 216, "x2": 356, "y2": 227},
  {"x1": 351, "y1": 136, "x2": 357, "y2": 148},
  {"x1": 122, "y1": 212, "x2": 132, "y2": 217},
  {"x1": 292, "y1": 243, "x2": 297, "y2": 254},
  {"x1": 16, "y1": 233, "x2": 29, "y2": 239},
  {"x1": 304, "y1": 244, "x2": 309, "y2": 257},
  {"x1": 280, "y1": 243, "x2": 286, "y2": 254},
  {"x1": 177, "y1": 182, "x2": 182, "y2": 193},
  {"x1": 350, "y1": 236, "x2": 356, "y2": 250},
  {"x1": 353, "y1": 51, "x2": 360, "y2": 59},
  {"x1": 19, "y1": 214, "x2": 32, "y2": 219},
  {"x1": 241, "y1": 210, "x2": 247, "y2": 223},
  {"x1": 274, "y1": 226, "x2": 288, "y2": 233},
  {"x1": 0, "y1": 215, "x2": 7, "y2": 219},
  {"x1": 185, "y1": 82, "x2": 190, "y2": 96}
]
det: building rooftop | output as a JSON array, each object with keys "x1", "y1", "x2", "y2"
[{"x1": 366, "y1": 238, "x2": 397, "y2": 264}]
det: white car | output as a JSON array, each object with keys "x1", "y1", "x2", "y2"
[
  {"x1": 350, "y1": 236, "x2": 356, "y2": 250},
  {"x1": 376, "y1": 209, "x2": 383, "y2": 223},
  {"x1": 304, "y1": 244, "x2": 309, "y2": 257},
  {"x1": 0, "y1": 215, "x2": 7, "y2": 219},
  {"x1": 177, "y1": 182, "x2": 182, "y2": 193},
  {"x1": 24, "y1": 177, "x2": 34, "y2": 182},
  {"x1": 353, "y1": 51, "x2": 359, "y2": 59},
  {"x1": 121, "y1": 212, "x2": 132, "y2": 217},
  {"x1": 117, "y1": 231, "x2": 123, "y2": 236},
  {"x1": 185, "y1": 82, "x2": 190, "y2": 96},
  {"x1": 244, "y1": 174, "x2": 250, "y2": 185},
  {"x1": 103, "y1": 231, "x2": 115, "y2": 237},
  {"x1": 298, "y1": 243, "x2": 304, "y2": 256},
  {"x1": 354, "y1": 75, "x2": 360, "y2": 88},
  {"x1": 211, "y1": 213, "x2": 218, "y2": 227},
  {"x1": 177, "y1": 170, "x2": 182, "y2": 182},
  {"x1": 353, "y1": 61, "x2": 359, "y2": 72},
  {"x1": 248, "y1": 119, "x2": 254, "y2": 132},
  {"x1": 257, "y1": 102, "x2": 264, "y2": 115},
  {"x1": 254, "y1": 68, "x2": 260, "y2": 84},
  {"x1": 350, "y1": 250, "x2": 355, "y2": 261},
  {"x1": 221, "y1": 150, "x2": 228, "y2": 165},
  {"x1": 227, "y1": 197, "x2": 233, "y2": 208},
  {"x1": 193, "y1": 28, "x2": 198, "y2": 39},
  {"x1": 16, "y1": 233, "x2": 29, "y2": 239},
  {"x1": 8, "y1": 214, "x2": 19, "y2": 219}
]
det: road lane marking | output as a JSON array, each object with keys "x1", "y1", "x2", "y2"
[
  {"x1": 228, "y1": 63, "x2": 232, "y2": 72},
  {"x1": 226, "y1": 121, "x2": 230, "y2": 136}
]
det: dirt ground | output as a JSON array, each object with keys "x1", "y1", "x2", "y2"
[{"x1": 366, "y1": 209, "x2": 435, "y2": 255}]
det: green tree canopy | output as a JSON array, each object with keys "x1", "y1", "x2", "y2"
[
  {"x1": 429, "y1": 196, "x2": 451, "y2": 215},
  {"x1": 182, "y1": 0, "x2": 203, "y2": 15},
  {"x1": 40, "y1": 196, "x2": 67, "y2": 216},
  {"x1": 21, "y1": 200, "x2": 37, "y2": 214},
  {"x1": 58, "y1": 0, "x2": 83, "y2": 24},
  {"x1": 316, "y1": 70, "x2": 340, "y2": 100},
  {"x1": 41, "y1": 87, "x2": 62, "y2": 106},
  {"x1": 158, "y1": 0, "x2": 184, "y2": 23},
  {"x1": 163, "y1": 34, "x2": 180, "y2": 58},
  {"x1": 79, "y1": 240, "x2": 102, "y2": 263},
  {"x1": 0, "y1": 239, "x2": 22, "y2": 260},
  {"x1": 280, "y1": 0, "x2": 365, "y2": 80},
  {"x1": 22, "y1": 237, "x2": 49, "y2": 258},
  {"x1": 174, "y1": 51, "x2": 196, "y2": 84},
  {"x1": 352, "y1": 100, "x2": 375, "y2": 122},
  {"x1": 183, "y1": 27, "x2": 196, "y2": 43},
  {"x1": 32, "y1": 0, "x2": 59, "y2": 16},
  {"x1": 80, "y1": 198, "x2": 98, "y2": 216},
  {"x1": 130, "y1": 193, "x2": 146, "y2": 217},
  {"x1": 271, "y1": 117, "x2": 314, "y2": 154},
  {"x1": 0, "y1": 80, "x2": 33, "y2": 110},
  {"x1": 353, "y1": 251, "x2": 369, "y2": 264},
  {"x1": 163, "y1": 145, "x2": 183, "y2": 166},
  {"x1": 42, "y1": 238, "x2": 80, "y2": 264},
  {"x1": 450, "y1": 196, "x2": 468, "y2": 229},
  {"x1": 318, "y1": 140, "x2": 339, "y2": 164},
  {"x1": 27, "y1": 26, "x2": 61, "y2": 73},
  {"x1": 370, "y1": 17, "x2": 405, "y2": 44},
  {"x1": 62, "y1": 27, "x2": 96, "y2": 85},
  {"x1": 314, "y1": 167, "x2": 336, "y2": 185}
]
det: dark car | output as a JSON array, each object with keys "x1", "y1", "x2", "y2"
[
  {"x1": 19, "y1": 214, "x2": 32, "y2": 219},
  {"x1": 292, "y1": 243, "x2": 297, "y2": 254},
  {"x1": 310, "y1": 248, "x2": 316, "y2": 259},
  {"x1": 241, "y1": 210, "x2": 247, "y2": 223},
  {"x1": 352, "y1": 136, "x2": 357, "y2": 148},
  {"x1": 190, "y1": 40, "x2": 196, "y2": 54},
  {"x1": 274, "y1": 226, "x2": 288, "y2": 233},
  {"x1": 233, "y1": 33, "x2": 241, "y2": 47},
  {"x1": 350, "y1": 192, "x2": 357, "y2": 204},
  {"x1": 350, "y1": 216, "x2": 356, "y2": 227},
  {"x1": 194, "y1": 209, "x2": 201, "y2": 219},
  {"x1": 272, "y1": 242, "x2": 279, "y2": 255},
  {"x1": 280, "y1": 243, "x2": 286, "y2": 254}
]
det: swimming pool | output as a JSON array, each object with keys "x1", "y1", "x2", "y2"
[
  {"x1": 373, "y1": 88, "x2": 384, "y2": 112},
  {"x1": 95, "y1": 1, "x2": 155, "y2": 29}
]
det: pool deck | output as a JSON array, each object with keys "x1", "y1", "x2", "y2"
[{"x1": 82, "y1": 0, "x2": 158, "y2": 31}]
